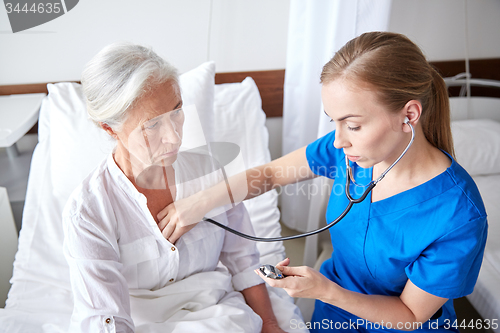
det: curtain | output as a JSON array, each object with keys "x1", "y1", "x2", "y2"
[{"x1": 281, "y1": 0, "x2": 392, "y2": 233}]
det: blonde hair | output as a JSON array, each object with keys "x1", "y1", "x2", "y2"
[{"x1": 321, "y1": 32, "x2": 454, "y2": 158}]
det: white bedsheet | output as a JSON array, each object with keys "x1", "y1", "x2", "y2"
[
  {"x1": 472, "y1": 175, "x2": 500, "y2": 257},
  {"x1": 468, "y1": 174, "x2": 500, "y2": 332},
  {"x1": 449, "y1": 113, "x2": 500, "y2": 330},
  {"x1": 129, "y1": 269, "x2": 302, "y2": 332}
]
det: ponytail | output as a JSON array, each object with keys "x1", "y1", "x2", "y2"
[{"x1": 421, "y1": 68, "x2": 455, "y2": 158}]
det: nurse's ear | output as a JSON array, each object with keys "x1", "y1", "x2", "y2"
[{"x1": 402, "y1": 100, "x2": 422, "y2": 133}]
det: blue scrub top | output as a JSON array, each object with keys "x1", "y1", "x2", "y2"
[{"x1": 306, "y1": 131, "x2": 488, "y2": 332}]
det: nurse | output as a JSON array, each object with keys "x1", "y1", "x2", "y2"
[{"x1": 158, "y1": 32, "x2": 488, "y2": 332}]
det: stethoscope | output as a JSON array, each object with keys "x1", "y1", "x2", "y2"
[{"x1": 203, "y1": 117, "x2": 415, "y2": 242}]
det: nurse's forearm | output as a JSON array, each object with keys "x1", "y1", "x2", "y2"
[
  {"x1": 200, "y1": 146, "x2": 315, "y2": 215},
  {"x1": 320, "y1": 287, "x2": 424, "y2": 331},
  {"x1": 194, "y1": 168, "x2": 271, "y2": 216}
]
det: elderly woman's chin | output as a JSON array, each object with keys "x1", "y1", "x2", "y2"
[
  {"x1": 134, "y1": 158, "x2": 177, "y2": 190},
  {"x1": 158, "y1": 153, "x2": 178, "y2": 166},
  {"x1": 141, "y1": 155, "x2": 178, "y2": 170}
]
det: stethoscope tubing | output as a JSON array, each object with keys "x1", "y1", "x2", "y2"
[
  {"x1": 203, "y1": 180, "x2": 375, "y2": 242},
  {"x1": 204, "y1": 122, "x2": 415, "y2": 242}
]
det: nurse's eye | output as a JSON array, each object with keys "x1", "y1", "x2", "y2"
[{"x1": 347, "y1": 125, "x2": 360, "y2": 131}]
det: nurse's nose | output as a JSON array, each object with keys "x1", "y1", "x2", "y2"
[
  {"x1": 159, "y1": 117, "x2": 181, "y2": 144},
  {"x1": 333, "y1": 129, "x2": 351, "y2": 149}
]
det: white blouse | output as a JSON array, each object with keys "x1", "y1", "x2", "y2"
[{"x1": 63, "y1": 153, "x2": 263, "y2": 332}]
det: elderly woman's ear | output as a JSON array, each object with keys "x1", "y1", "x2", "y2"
[{"x1": 100, "y1": 122, "x2": 118, "y2": 139}]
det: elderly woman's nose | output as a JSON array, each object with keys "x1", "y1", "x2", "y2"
[{"x1": 160, "y1": 119, "x2": 181, "y2": 144}]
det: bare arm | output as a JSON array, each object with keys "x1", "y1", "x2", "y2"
[
  {"x1": 245, "y1": 146, "x2": 317, "y2": 199},
  {"x1": 323, "y1": 279, "x2": 447, "y2": 329},
  {"x1": 158, "y1": 146, "x2": 317, "y2": 243},
  {"x1": 241, "y1": 283, "x2": 285, "y2": 333}
]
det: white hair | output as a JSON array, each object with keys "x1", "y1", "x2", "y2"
[{"x1": 81, "y1": 42, "x2": 179, "y2": 130}]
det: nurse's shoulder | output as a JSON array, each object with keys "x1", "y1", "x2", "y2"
[{"x1": 445, "y1": 157, "x2": 487, "y2": 222}]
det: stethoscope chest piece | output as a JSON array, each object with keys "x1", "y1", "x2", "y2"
[{"x1": 259, "y1": 264, "x2": 284, "y2": 279}]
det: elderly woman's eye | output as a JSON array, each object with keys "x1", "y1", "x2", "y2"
[{"x1": 146, "y1": 122, "x2": 159, "y2": 130}]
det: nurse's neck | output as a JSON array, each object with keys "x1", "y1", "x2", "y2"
[{"x1": 372, "y1": 126, "x2": 451, "y2": 199}]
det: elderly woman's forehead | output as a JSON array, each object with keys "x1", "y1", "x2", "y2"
[
  {"x1": 150, "y1": 79, "x2": 180, "y2": 96},
  {"x1": 139, "y1": 81, "x2": 180, "y2": 105},
  {"x1": 125, "y1": 84, "x2": 181, "y2": 123}
]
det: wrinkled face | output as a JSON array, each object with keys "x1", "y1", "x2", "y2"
[
  {"x1": 116, "y1": 80, "x2": 184, "y2": 168},
  {"x1": 321, "y1": 79, "x2": 406, "y2": 169}
]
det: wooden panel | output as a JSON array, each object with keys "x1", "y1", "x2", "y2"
[
  {"x1": 430, "y1": 58, "x2": 500, "y2": 98},
  {"x1": 0, "y1": 82, "x2": 78, "y2": 95},
  {"x1": 0, "y1": 70, "x2": 286, "y2": 118},
  {"x1": 0, "y1": 83, "x2": 48, "y2": 95},
  {"x1": 2, "y1": 59, "x2": 498, "y2": 126},
  {"x1": 215, "y1": 69, "x2": 285, "y2": 118},
  {"x1": 0, "y1": 70, "x2": 286, "y2": 134}
]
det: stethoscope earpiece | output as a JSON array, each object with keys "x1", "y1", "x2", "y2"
[{"x1": 404, "y1": 117, "x2": 410, "y2": 124}]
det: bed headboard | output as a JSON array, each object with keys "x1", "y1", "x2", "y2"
[
  {"x1": 1, "y1": 58, "x2": 499, "y2": 133},
  {"x1": 0, "y1": 70, "x2": 285, "y2": 134},
  {"x1": 0, "y1": 70, "x2": 285, "y2": 111},
  {"x1": 430, "y1": 58, "x2": 500, "y2": 98}
]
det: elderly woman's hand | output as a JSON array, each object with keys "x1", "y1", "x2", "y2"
[
  {"x1": 157, "y1": 194, "x2": 206, "y2": 244},
  {"x1": 262, "y1": 319, "x2": 286, "y2": 333}
]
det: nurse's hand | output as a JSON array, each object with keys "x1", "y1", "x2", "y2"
[
  {"x1": 256, "y1": 258, "x2": 338, "y2": 300},
  {"x1": 157, "y1": 195, "x2": 204, "y2": 244}
]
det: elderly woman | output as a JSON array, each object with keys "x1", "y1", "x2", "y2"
[{"x1": 62, "y1": 42, "x2": 285, "y2": 332}]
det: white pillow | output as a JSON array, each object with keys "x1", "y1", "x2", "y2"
[
  {"x1": 48, "y1": 82, "x2": 115, "y2": 201},
  {"x1": 179, "y1": 61, "x2": 215, "y2": 150},
  {"x1": 213, "y1": 77, "x2": 285, "y2": 264},
  {"x1": 451, "y1": 119, "x2": 500, "y2": 176},
  {"x1": 49, "y1": 62, "x2": 216, "y2": 201}
]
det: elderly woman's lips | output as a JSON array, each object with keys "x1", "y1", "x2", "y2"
[{"x1": 160, "y1": 149, "x2": 179, "y2": 157}]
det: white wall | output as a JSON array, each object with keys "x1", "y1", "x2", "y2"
[
  {"x1": 388, "y1": 0, "x2": 500, "y2": 61},
  {"x1": 2, "y1": 0, "x2": 499, "y2": 161},
  {"x1": 0, "y1": 0, "x2": 290, "y2": 85},
  {"x1": 2, "y1": 0, "x2": 499, "y2": 84}
]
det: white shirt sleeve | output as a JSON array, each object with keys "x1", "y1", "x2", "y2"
[
  {"x1": 219, "y1": 203, "x2": 264, "y2": 291},
  {"x1": 63, "y1": 213, "x2": 135, "y2": 333}
]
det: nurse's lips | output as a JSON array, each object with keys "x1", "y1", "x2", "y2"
[{"x1": 346, "y1": 155, "x2": 360, "y2": 162}]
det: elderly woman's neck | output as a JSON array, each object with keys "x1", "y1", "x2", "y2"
[
  {"x1": 113, "y1": 144, "x2": 175, "y2": 190},
  {"x1": 113, "y1": 145, "x2": 136, "y2": 181},
  {"x1": 113, "y1": 144, "x2": 177, "y2": 223}
]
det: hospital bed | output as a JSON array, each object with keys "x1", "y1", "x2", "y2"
[
  {"x1": 448, "y1": 93, "x2": 500, "y2": 333},
  {"x1": 0, "y1": 62, "x2": 307, "y2": 332}
]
